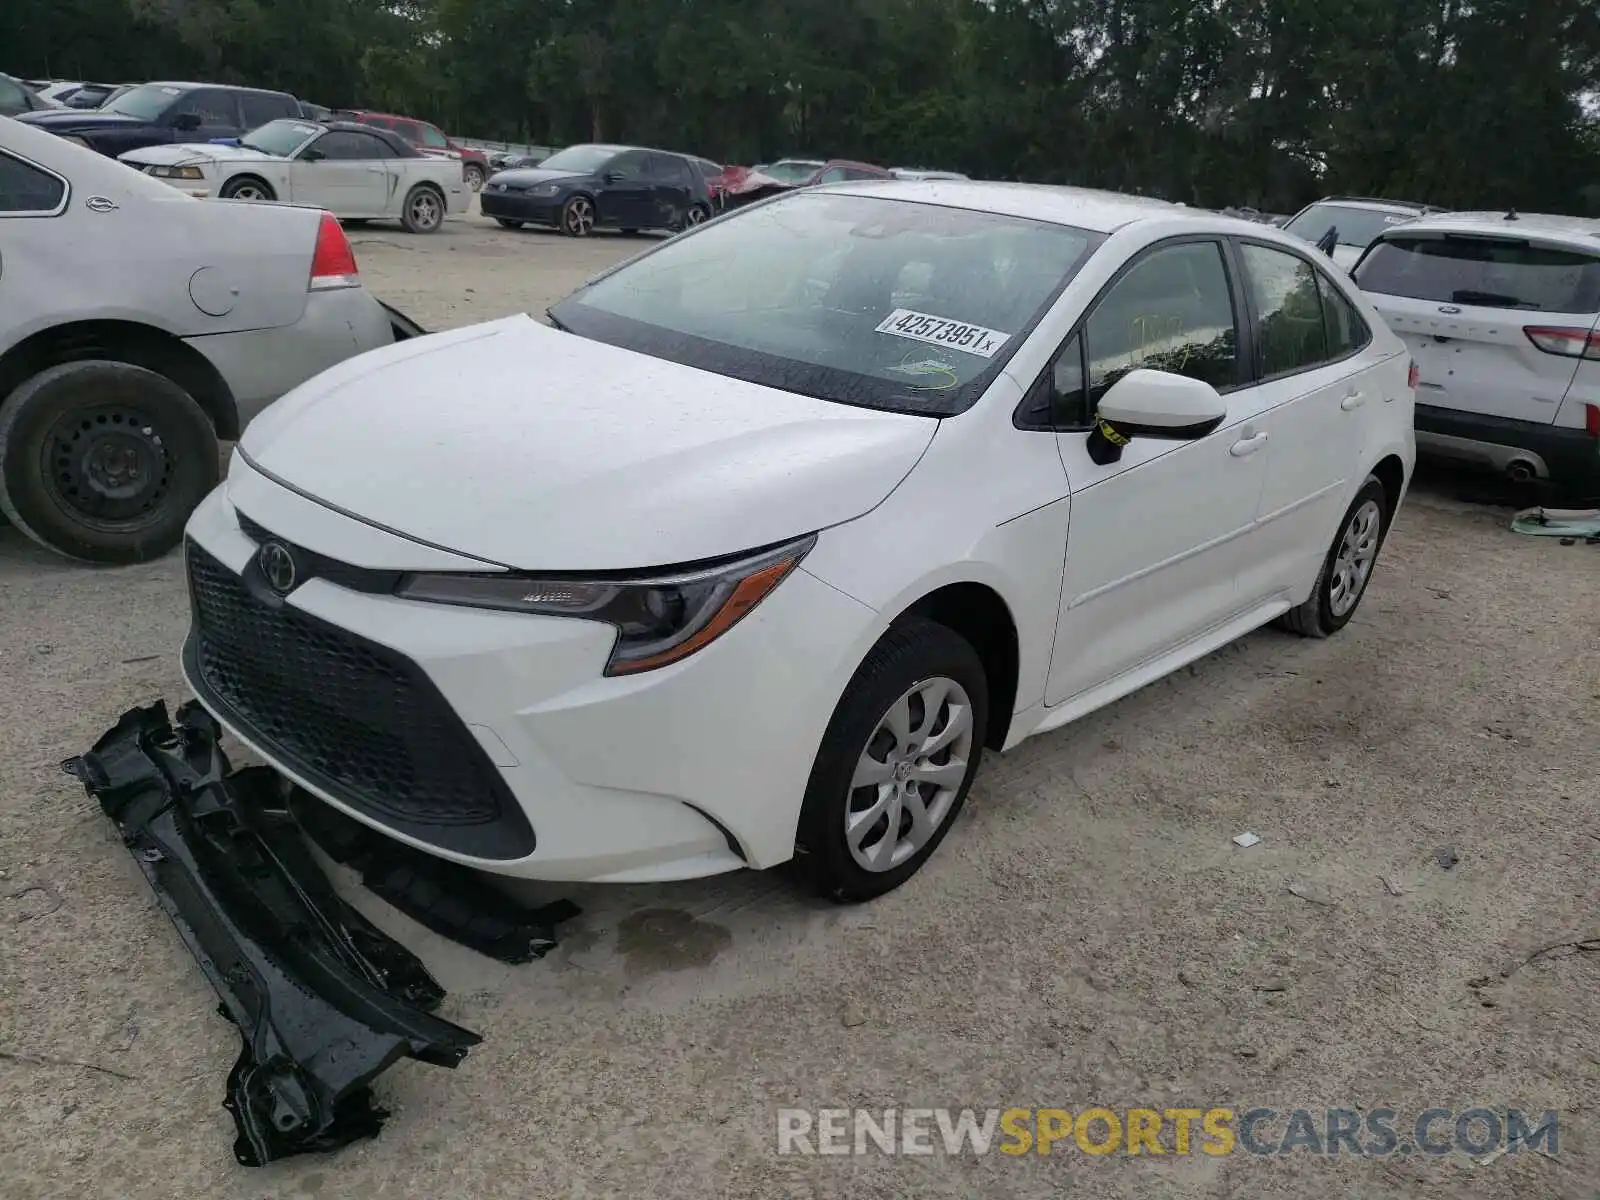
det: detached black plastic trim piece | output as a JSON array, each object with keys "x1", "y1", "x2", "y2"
[{"x1": 62, "y1": 701, "x2": 482, "y2": 1167}]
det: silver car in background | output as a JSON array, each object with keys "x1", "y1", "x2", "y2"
[{"x1": 0, "y1": 114, "x2": 411, "y2": 564}]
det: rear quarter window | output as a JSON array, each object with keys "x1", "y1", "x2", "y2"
[{"x1": 1355, "y1": 235, "x2": 1600, "y2": 313}]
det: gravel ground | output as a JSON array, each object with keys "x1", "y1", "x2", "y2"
[{"x1": 1, "y1": 205, "x2": 1597, "y2": 1199}]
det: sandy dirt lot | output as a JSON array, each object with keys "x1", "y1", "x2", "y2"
[{"x1": 1, "y1": 206, "x2": 1597, "y2": 1200}]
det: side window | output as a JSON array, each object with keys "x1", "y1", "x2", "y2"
[
  {"x1": 417, "y1": 124, "x2": 450, "y2": 149},
  {"x1": 169, "y1": 89, "x2": 240, "y2": 128},
  {"x1": 698, "y1": 160, "x2": 722, "y2": 179},
  {"x1": 391, "y1": 120, "x2": 423, "y2": 144},
  {"x1": 1316, "y1": 271, "x2": 1370, "y2": 358},
  {"x1": 605, "y1": 151, "x2": 647, "y2": 179},
  {"x1": 1239, "y1": 243, "x2": 1329, "y2": 377},
  {"x1": 642, "y1": 152, "x2": 676, "y2": 180},
  {"x1": 240, "y1": 93, "x2": 295, "y2": 128},
  {"x1": 1081, "y1": 241, "x2": 1239, "y2": 410},
  {"x1": 311, "y1": 131, "x2": 389, "y2": 161},
  {"x1": 818, "y1": 167, "x2": 848, "y2": 183},
  {"x1": 842, "y1": 168, "x2": 882, "y2": 181},
  {"x1": 0, "y1": 152, "x2": 67, "y2": 215},
  {"x1": 0, "y1": 78, "x2": 28, "y2": 115}
]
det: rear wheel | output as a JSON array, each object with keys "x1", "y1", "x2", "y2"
[
  {"x1": 400, "y1": 184, "x2": 445, "y2": 234},
  {"x1": 560, "y1": 195, "x2": 595, "y2": 237},
  {"x1": 685, "y1": 203, "x2": 710, "y2": 228},
  {"x1": 0, "y1": 361, "x2": 219, "y2": 564},
  {"x1": 218, "y1": 175, "x2": 275, "y2": 202},
  {"x1": 794, "y1": 618, "x2": 988, "y2": 902},
  {"x1": 1277, "y1": 476, "x2": 1390, "y2": 638},
  {"x1": 463, "y1": 163, "x2": 485, "y2": 191}
]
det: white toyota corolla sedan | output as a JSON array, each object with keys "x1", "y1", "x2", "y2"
[{"x1": 181, "y1": 182, "x2": 1416, "y2": 900}]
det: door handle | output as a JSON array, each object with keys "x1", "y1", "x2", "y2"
[
  {"x1": 1230, "y1": 431, "x2": 1269, "y2": 457},
  {"x1": 366, "y1": 166, "x2": 386, "y2": 173},
  {"x1": 1341, "y1": 391, "x2": 1367, "y2": 411}
]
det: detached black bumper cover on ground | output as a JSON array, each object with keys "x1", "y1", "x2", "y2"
[{"x1": 62, "y1": 700, "x2": 481, "y2": 1166}]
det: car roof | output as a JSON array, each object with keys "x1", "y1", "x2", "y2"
[
  {"x1": 1302, "y1": 196, "x2": 1432, "y2": 215},
  {"x1": 1381, "y1": 210, "x2": 1600, "y2": 246},
  {"x1": 142, "y1": 81, "x2": 296, "y2": 97},
  {"x1": 811, "y1": 179, "x2": 1219, "y2": 234}
]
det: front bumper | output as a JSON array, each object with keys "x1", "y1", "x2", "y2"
[
  {"x1": 478, "y1": 188, "x2": 564, "y2": 225},
  {"x1": 182, "y1": 473, "x2": 879, "y2": 881},
  {"x1": 182, "y1": 287, "x2": 395, "y2": 432}
]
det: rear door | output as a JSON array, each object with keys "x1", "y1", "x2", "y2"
[
  {"x1": 1354, "y1": 232, "x2": 1600, "y2": 425},
  {"x1": 594, "y1": 150, "x2": 651, "y2": 227}
]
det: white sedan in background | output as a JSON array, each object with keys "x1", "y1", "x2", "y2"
[{"x1": 119, "y1": 118, "x2": 469, "y2": 233}]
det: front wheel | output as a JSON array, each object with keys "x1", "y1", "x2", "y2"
[
  {"x1": 1277, "y1": 475, "x2": 1391, "y2": 638},
  {"x1": 560, "y1": 194, "x2": 595, "y2": 237},
  {"x1": 400, "y1": 184, "x2": 445, "y2": 234},
  {"x1": 794, "y1": 618, "x2": 989, "y2": 902},
  {"x1": 0, "y1": 360, "x2": 219, "y2": 564},
  {"x1": 218, "y1": 175, "x2": 275, "y2": 202},
  {"x1": 463, "y1": 163, "x2": 485, "y2": 192}
]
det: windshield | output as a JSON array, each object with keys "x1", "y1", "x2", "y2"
[
  {"x1": 763, "y1": 160, "x2": 824, "y2": 183},
  {"x1": 537, "y1": 145, "x2": 619, "y2": 174},
  {"x1": 1285, "y1": 203, "x2": 1417, "y2": 249},
  {"x1": 551, "y1": 192, "x2": 1100, "y2": 416},
  {"x1": 1355, "y1": 235, "x2": 1600, "y2": 312},
  {"x1": 240, "y1": 120, "x2": 320, "y2": 157},
  {"x1": 101, "y1": 83, "x2": 184, "y2": 122}
]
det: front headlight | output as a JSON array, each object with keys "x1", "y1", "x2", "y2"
[
  {"x1": 531, "y1": 183, "x2": 562, "y2": 197},
  {"x1": 149, "y1": 165, "x2": 206, "y2": 180},
  {"x1": 395, "y1": 535, "x2": 815, "y2": 675}
]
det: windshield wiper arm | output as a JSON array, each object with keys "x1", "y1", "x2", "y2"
[{"x1": 1450, "y1": 289, "x2": 1534, "y2": 308}]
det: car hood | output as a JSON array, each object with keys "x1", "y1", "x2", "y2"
[
  {"x1": 14, "y1": 109, "x2": 147, "y2": 131},
  {"x1": 121, "y1": 142, "x2": 271, "y2": 167},
  {"x1": 487, "y1": 167, "x2": 584, "y2": 187},
  {"x1": 240, "y1": 315, "x2": 937, "y2": 570}
]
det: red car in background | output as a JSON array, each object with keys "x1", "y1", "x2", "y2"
[
  {"x1": 338, "y1": 110, "x2": 491, "y2": 191},
  {"x1": 721, "y1": 157, "x2": 892, "y2": 210}
]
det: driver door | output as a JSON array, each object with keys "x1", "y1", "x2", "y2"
[
  {"x1": 1036, "y1": 238, "x2": 1272, "y2": 706},
  {"x1": 594, "y1": 150, "x2": 651, "y2": 228},
  {"x1": 290, "y1": 130, "x2": 392, "y2": 214}
]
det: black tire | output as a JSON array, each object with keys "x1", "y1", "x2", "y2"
[
  {"x1": 218, "y1": 175, "x2": 276, "y2": 202},
  {"x1": 560, "y1": 194, "x2": 595, "y2": 237},
  {"x1": 794, "y1": 617, "x2": 989, "y2": 902},
  {"x1": 1277, "y1": 475, "x2": 1391, "y2": 638},
  {"x1": 463, "y1": 163, "x2": 485, "y2": 192},
  {"x1": 341, "y1": 218, "x2": 370, "y2": 227},
  {"x1": 495, "y1": 218, "x2": 524, "y2": 229},
  {"x1": 0, "y1": 361, "x2": 219, "y2": 565},
  {"x1": 621, "y1": 228, "x2": 640, "y2": 236},
  {"x1": 400, "y1": 184, "x2": 446, "y2": 234}
]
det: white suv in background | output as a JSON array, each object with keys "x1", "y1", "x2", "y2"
[
  {"x1": 1283, "y1": 196, "x2": 1439, "y2": 270},
  {"x1": 1352, "y1": 210, "x2": 1600, "y2": 496}
]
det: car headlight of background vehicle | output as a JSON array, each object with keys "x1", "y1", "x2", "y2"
[
  {"x1": 395, "y1": 535, "x2": 815, "y2": 675},
  {"x1": 148, "y1": 165, "x2": 206, "y2": 180}
]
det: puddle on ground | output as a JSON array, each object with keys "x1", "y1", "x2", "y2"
[{"x1": 615, "y1": 907, "x2": 732, "y2": 978}]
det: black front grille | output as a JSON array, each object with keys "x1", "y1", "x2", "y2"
[{"x1": 183, "y1": 539, "x2": 534, "y2": 860}]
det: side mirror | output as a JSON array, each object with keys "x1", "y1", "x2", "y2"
[
  {"x1": 170, "y1": 112, "x2": 202, "y2": 132},
  {"x1": 1087, "y1": 369, "x2": 1227, "y2": 465},
  {"x1": 299, "y1": 148, "x2": 324, "y2": 162}
]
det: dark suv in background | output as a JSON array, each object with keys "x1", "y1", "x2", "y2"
[
  {"x1": 480, "y1": 143, "x2": 714, "y2": 236},
  {"x1": 13, "y1": 81, "x2": 302, "y2": 157}
]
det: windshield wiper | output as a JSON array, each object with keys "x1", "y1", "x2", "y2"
[{"x1": 1450, "y1": 289, "x2": 1535, "y2": 308}]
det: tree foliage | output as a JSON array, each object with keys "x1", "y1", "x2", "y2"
[{"x1": 5, "y1": 0, "x2": 1598, "y2": 212}]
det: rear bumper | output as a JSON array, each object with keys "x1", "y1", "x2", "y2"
[
  {"x1": 1416, "y1": 403, "x2": 1600, "y2": 494},
  {"x1": 478, "y1": 190, "x2": 563, "y2": 225},
  {"x1": 182, "y1": 287, "x2": 394, "y2": 431}
]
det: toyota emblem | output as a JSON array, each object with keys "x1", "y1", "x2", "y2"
[{"x1": 258, "y1": 541, "x2": 298, "y2": 594}]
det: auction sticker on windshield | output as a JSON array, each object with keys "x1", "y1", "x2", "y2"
[{"x1": 875, "y1": 309, "x2": 1011, "y2": 358}]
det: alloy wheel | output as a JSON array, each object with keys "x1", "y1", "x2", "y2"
[
  {"x1": 564, "y1": 197, "x2": 594, "y2": 236},
  {"x1": 1329, "y1": 498, "x2": 1382, "y2": 617},
  {"x1": 846, "y1": 676, "x2": 974, "y2": 873},
  {"x1": 409, "y1": 190, "x2": 442, "y2": 231},
  {"x1": 231, "y1": 183, "x2": 267, "y2": 201}
]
